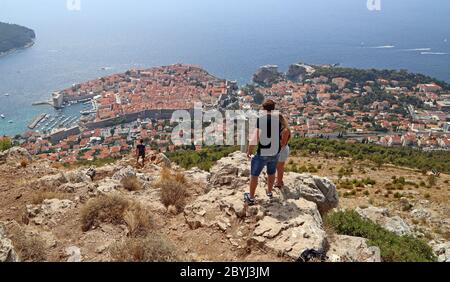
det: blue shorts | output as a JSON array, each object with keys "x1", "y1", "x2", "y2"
[{"x1": 251, "y1": 154, "x2": 279, "y2": 177}]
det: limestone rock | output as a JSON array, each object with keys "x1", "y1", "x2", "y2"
[
  {"x1": 65, "y1": 170, "x2": 91, "y2": 183},
  {"x1": 209, "y1": 152, "x2": 250, "y2": 189},
  {"x1": 86, "y1": 167, "x2": 96, "y2": 181},
  {"x1": 433, "y1": 242, "x2": 450, "y2": 262},
  {"x1": 65, "y1": 246, "x2": 82, "y2": 262},
  {"x1": 410, "y1": 208, "x2": 431, "y2": 220},
  {"x1": 58, "y1": 182, "x2": 90, "y2": 193},
  {"x1": 0, "y1": 223, "x2": 19, "y2": 262},
  {"x1": 287, "y1": 64, "x2": 307, "y2": 81},
  {"x1": 112, "y1": 166, "x2": 136, "y2": 182},
  {"x1": 184, "y1": 167, "x2": 211, "y2": 185},
  {"x1": 356, "y1": 206, "x2": 412, "y2": 236},
  {"x1": 328, "y1": 235, "x2": 381, "y2": 262},
  {"x1": 255, "y1": 198, "x2": 327, "y2": 259},
  {"x1": 253, "y1": 65, "x2": 283, "y2": 86},
  {"x1": 4, "y1": 147, "x2": 33, "y2": 166},
  {"x1": 26, "y1": 199, "x2": 74, "y2": 226},
  {"x1": 0, "y1": 150, "x2": 7, "y2": 164},
  {"x1": 282, "y1": 173, "x2": 339, "y2": 213},
  {"x1": 38, "y1": 173, "x2": 68, "y2": 188},
  {"x1": 95, "y1": 178, "x2": 122, "y2": 194}
]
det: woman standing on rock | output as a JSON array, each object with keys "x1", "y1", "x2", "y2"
[{"x1": 275, "y1": 114, "x2": 291, "y2": 188}]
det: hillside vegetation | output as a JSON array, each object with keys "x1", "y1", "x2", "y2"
[
  {"x1": 0, "y1": 22, "x2": 35, "y2": 54},
  {"x1": 312, "y1": 66, "x2": 450, "y2": 91},
  {"x1": 325, "y1": 210, "x2": 436, "y2": 262},
  {"x1": 166, "y1": 145, "x2": 240, "y2": 171},
  {"x1": 166, "y1": 138, "x2": 450, "y2": 174}
]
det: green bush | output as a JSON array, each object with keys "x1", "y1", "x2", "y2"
[
  {"x1": 0, "y1": 137, "x2": 12, "y2": 152},
  {"x1": 289, "y1": 138, "x2": 450, "y2": 173},
  {"x1": 325, "y1": 210, "x2": 436, "y2": 262},
  {"x1": 166, "y1": 146, "x2": 239, "y2": 171},
  {"x1": 63, "y1": 157, "x2": 120, "y2": 168}
]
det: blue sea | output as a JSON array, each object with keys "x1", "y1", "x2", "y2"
[{"x1": 0, "y1": 0, "x2": 449, "y2": 136}]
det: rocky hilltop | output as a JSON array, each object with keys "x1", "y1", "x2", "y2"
[{"x1": 0, "y1": 148, "x2": 447, "y2": 262}]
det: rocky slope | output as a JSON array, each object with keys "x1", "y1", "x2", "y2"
[{"x1": 0, "y1": 148, "x2": 447, "y2": 262}]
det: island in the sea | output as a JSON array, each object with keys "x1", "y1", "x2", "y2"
[{"x1": 0, "y1": 22, "x2": 36, "y2": 56}]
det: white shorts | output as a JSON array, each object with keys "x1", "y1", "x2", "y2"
[{"x1": 278, "y1": 145, "x2": 290, "y2": 163}]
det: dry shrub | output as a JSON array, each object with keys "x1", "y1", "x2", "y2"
[
  {"x1": 9, "y1": 227, "x2": 46, "y2": 262},
  {"x1": 109, "y1": 234, "x2": 179, "y2": 262},
  {"x1": 159, "y1": 167, "x2": 172, "y2": 181},
  {"x1": 121, "y1": 175, "x2": 142, "y2": 191},
  {"x1": 157, "y1": 168, "x2": 189, "y2": 213},
  {"x1": 81, "y1": 194, "x2": 130, "y2": 232},
  {"x1": 31, "y1": 191, "x2": 68, "y2": 205},
  {"x1": 124, "y1": 202, "x2": 153, "y2": 237},
  {"x1": 80, "y1": 194, "x2": 153, "y2": 236}
]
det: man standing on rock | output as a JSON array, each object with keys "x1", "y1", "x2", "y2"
[
  {"x1": 244, "y1": 99, "x2": 282, "y2": 206},
  {"x1": 136, "y1": 139, "x2": 146, "y2": 167}
]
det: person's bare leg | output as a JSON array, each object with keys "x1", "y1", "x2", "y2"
[
  {"x1": 249, "y1": 176, "x2": 259, "y2": 198},
  {"x1": 276, "y1": 162, "x2": 285, "y2": 186},
  {"x1": 267, "y1": 174, "x2": 275, "y2": 194}
]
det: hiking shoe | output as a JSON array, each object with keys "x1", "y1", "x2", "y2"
[
  {"x1": 266, "y1": 191, "x2": 273, "y2": 199},
  {"x1": 244, "y1": 193, "x2": 255, "y2": 206}
]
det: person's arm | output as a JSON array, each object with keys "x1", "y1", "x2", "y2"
[
  {"x1": 280, "y1": 128, "x2": 290, "y2": 148},
  {"x1": 247, "y1": 128, "x2": 259, "y2": 158}
]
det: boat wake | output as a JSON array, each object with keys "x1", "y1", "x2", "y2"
[
  {"x1": 367, "y1": 45, "x2": 396, "y2": 49},
  {"x1": 421, "y1": 52, "x2": 448, "y2": 55},
  {"x1": 402, "y1": 48, "x2": 431, "y2": 52}
]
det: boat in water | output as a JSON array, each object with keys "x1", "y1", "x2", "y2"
[
  {"x1": 8, "y1": 120, "x2": 13, "y2": 123},
  {"x1": 0, "y1": 114, "x2": 5, "y2": 119},
  {"x1": 4, "y1": 93, "x2": 9, "y2": 97}
]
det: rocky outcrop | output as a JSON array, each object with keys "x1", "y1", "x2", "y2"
[
  {"x1": 185, "y1": 152, "x2": 346, "y2": 261},
  {"x1": 65, "y1": 170, "x2": 92, "y2": 184},
  {"x1": 38, "y1": 173, "x2": 68, "y2": 188},
  {"x1": 410, "y1": 208, "x2": 432, "y2": 221},
  {"x1": 0, "y1": 150, "x2": 7, "y2": 164},
  {"x1": 252, "y1": 65, "x2": 283, "y2": 86},
  {"x1": 283, "y1": 173, "x2": 338, "y2": 213},
  {"x1": 0, "y1": 147, "x2": 32, "y2": 166},
  {"x1": 0, "y1": 223, "x2": 19, "y2": 262},
  {"x1": 184, "y1": 167, "x2": 211, "y2": 185},
  {"x1": 433, "y1": 242, "x2": 450, "y2": 262},
  {"x1": 26, "y1": 199, "x2": 74, "y2": 226},
  {"x1": 65, "y1": 246, "x2": 82, "y2": 262},
  {"x1": 356, "y1": 206, "x2": 412, "y2": 236},
  {"x1": 286, "y1": 64, "x2": 307, "y2": 81},
  {"x1": 112, "y1": 166, "x2": 137, "y2": 182},
  {"x1": 328, "y1": 235, "x2": 381, "y2": 262},
  {"x1": 208, "y1": 152, "x2": 250, "y2": 189},
  {"x1": 94, "y1": 178, "x2": 122, "y2": 195}
]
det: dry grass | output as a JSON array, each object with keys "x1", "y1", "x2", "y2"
[
  {"x1": 109, "y1": 234, "x2": 179, "y2": 262},
  {"x1": 31, "y1": 191, "x2": 68, "y2": 205},
  {"x1": 121, "y1": 175, "x2": 142, "y2": 191},
  {"x1": 9, "y1": 227, "x2": 46, "y2": 262},
  {"x1": 81, "y1": 194, "x2": 130, "y2": 232},
  {"x1": 80, "y1": 194, "x2": 153, "y2": 236},
  {"x1": 123, "y1": 202, "x2": 154, "y2": 237},
  {"x1": 157, "y1": 168, "x2": 189, "y2": 213}
]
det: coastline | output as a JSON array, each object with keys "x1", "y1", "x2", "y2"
[{"x1": 0, "y1": 39, "x2": 35, "y2": 58}]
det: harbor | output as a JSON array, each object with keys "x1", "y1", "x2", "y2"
[{"x1": 28, "y1": 113, "x2": 47, "y2": 129}]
